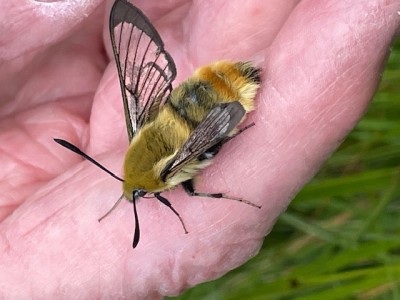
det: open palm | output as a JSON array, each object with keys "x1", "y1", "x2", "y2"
[{"x1": 0, "y1": 0, "x2": 398, "y2": 298}]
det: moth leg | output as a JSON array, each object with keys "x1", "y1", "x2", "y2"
[
  {"x1": 154, "y1": 193, "x2": 189, "y2": 234},
  {"x1": 222, "y1": 122, "x2": 255, "y2": 144},
  {"x1": 181, "y1": 179, "x2": 261, "y2": 209},
  {"x1": 198, "y1": 122, "x2": 256, "y2": 161},
  {"x1": 98, "y1": 194, "x2": 125, "y2": 222}
]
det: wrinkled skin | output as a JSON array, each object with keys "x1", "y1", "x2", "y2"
[{"x1": 0, "y1": 0, "x2": 398, "y2": 298}]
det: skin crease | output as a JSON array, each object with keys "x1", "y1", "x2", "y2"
[{"x1": 0, "y1": 0, "x2": 399, "y2": 298}]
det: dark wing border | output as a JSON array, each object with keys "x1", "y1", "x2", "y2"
[
  {"x1": 160, "y1": 101, "x2": 246, "y2": 181},
  {"x1": 109, "y1": 0, "x2": 177, "y2": 141}
]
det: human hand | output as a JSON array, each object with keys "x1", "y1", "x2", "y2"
[{"x1": 0, "y1": 0, "x2": 398, "y2": 298}]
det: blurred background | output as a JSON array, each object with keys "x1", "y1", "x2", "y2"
[{"x1": 170, "y1": 38, "x2": 400, "y2": 300}]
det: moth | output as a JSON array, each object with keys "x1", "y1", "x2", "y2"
[{"x1": 55, "y1": 0, "x2": 261, "y2": 248}]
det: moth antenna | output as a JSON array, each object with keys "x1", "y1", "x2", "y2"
[{"x1": 53, "y1": 138, "x2": 124, "y2": 182}]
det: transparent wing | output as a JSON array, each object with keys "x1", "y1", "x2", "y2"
[
  {"x1": 160, "y1": 101, "x2": 246, "y2": 181},
  {"x1": 110, "y1": 0, "x2": 177, "y2": 141}
]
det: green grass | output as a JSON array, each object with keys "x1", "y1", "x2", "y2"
[{"x1": 169, "y1": 39, "x2": 400, "y2": 300}]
